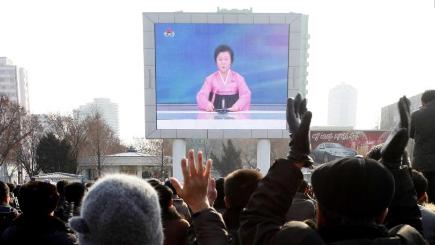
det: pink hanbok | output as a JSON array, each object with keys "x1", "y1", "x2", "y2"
[{"x1": 196, "y1": 70, "x2": 251, "y2": 111}]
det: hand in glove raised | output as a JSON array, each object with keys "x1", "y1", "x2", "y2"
[
  {"x1": 286, "y1": 93, "x2": 313, "y2": 168},
  {"x1": 381, "y1": 96, "x2": 411, "y2": 169},
  {"x1": 398, "y1": 96, "x2": 411, "y2": 131}
]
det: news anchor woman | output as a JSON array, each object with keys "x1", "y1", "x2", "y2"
[{"x1": 196, "y1": 44, "x2": 251, "y2": 112}]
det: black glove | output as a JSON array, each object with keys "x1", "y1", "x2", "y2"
[
  {"x1": 398, "y1": 96, "x2": 411, "y2": 131},
  {"x1": 286, "y1": 93, "x2": 313, "y2": 167},
  {"x1": 381, "y1": 96, "x2": 411, "y2": 169}
]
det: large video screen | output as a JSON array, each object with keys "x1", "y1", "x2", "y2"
[{"x1": 155, "y1": 23, "x2": 289, "y2": 130}]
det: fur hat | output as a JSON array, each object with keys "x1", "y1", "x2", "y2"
[
  {"x1": 312, "y1": 157, "x2": 394, "y2": 219},
  {"x1": 69, "y1": 174, "x2": 163, "y2": 245}
]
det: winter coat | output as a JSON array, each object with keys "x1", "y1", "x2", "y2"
[
  {"x1": 0, "y1": 204, "x2": 19, "y2": 235},
  {"x1": 285, "y1": 192, "x2": 317, "y2": 222},
  {"x1": 1, "y1": 214, "x2": 77, "y2": 245},
  {"x1": 411, "y1": 100, "x2": 435, "y2": 172},
  {"x1": 162, "y1": 206, "x2": 190, "y2": 245}
]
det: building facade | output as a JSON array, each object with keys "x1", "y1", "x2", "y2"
[
  {"x1": 77, "y1": 152, "x2": 172, "y2": 181},
  {"x1": 75, "y1": 98, "x2": 120, "y2": 136},
  {"x1": 380, "y1": 93, "x2": 422, "y2": 130},
  {"x1": 327, "y1": 83, "x2": 358, "y2": 128},
  {"x1": 0, "y1": 57, "x2": 30, "y2": 111}
]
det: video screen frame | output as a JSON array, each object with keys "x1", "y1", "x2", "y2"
[{"x1": 144, "y1": 12, "x2": 309, "y2": 139}]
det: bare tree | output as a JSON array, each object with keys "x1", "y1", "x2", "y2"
[
  {"x1": 238, "y1": 139, "x2": 257, "y2": 169},
  {"x1": 47, "y1": 113, "x2": 88, "y2": 163},
  {"x1": 83, "y1": 112, "x2": 124, "y2": 177},
  {"x1": 210, "y1": 140, "x2": 243, "y2": 177},
  {"x1": 15, "y1": 115, "x2": 44, "y2": 178},
  {"x1": 135, "y1": 138, "x2": 163, "y2": 155},
  {"x1": 46, "y1": 113, "x2": 69, "y2": 139},
  {"x1": 134, "y1": 138, "x2": 169, "y2": 179},
  {"x1": 270, "y1": 139, "x2": 290, "y2": 162},
  {"x1": 187, "y1": 139, "x2": 220, "y2": 160},
  {"x1": 0, "y1": 96, "x2": 34, "y2": 168}
]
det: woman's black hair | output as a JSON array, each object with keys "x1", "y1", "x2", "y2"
[{"x1": 214, "y1": 44, "x2": 234, "y2": 63}]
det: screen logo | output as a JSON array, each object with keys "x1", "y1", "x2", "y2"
[{"x1": 163, "y1": 28, "x2": 175, "y2": 37}]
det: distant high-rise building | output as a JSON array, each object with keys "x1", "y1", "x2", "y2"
[
  {"x1": 75, "y1": 98, "x2": 120, "y2": 136},
  {"x1": 0, "y1": 57, "x2": 30, "y2": 111},
  {"x1": 327, "y1": 83, "x2": 358, "y2": 128}
]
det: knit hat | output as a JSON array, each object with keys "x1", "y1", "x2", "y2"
[
  {"x1": 311, "y1": 157, "x2": 394, "y2": 219},
  {"x1": 69, "y1": 174, "x2": 163, "y2": 245}
]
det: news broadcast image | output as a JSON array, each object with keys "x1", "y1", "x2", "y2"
[{"x1": 155, "y1": 23, "x2": 289, "y2": 130}]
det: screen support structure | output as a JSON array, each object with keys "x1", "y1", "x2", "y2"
[
  {"x1": 172, "y1": 139, "x2": 186, "y2": 181},
  {"x1": 257, "y1": 139, "x2": 271, "y2": 176}
]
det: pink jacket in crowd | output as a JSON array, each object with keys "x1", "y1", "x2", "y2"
[{"x1": 196, "y1": 70, "x2": 251, "y2": 111}]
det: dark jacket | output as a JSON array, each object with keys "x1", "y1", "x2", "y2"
[
  {"x1": 1, "y1": 214, "x2": 77, "y2": 245},
  {"x1": 192, "y1": 208, "x2": 230, "y2": 245},
  {"x1": 0, "y1": 204, "x2": 19, "y2": 235},
  {"x1": 286, "y1": 192, "x2": 317, "y2": 222},
  {"x1": 164, "y1": 218, "x2": 190, "y2": 245},
  {"x1": 55, "y1": 201, "x2": 81, "y2": 223},
  {"x1": 420, "y1": 205, "x2": 435, "y2": 244},
  {"x1": 411, "y1": 100, "x2": 435, "y2": 172},
  {"x1": 173, "y1": 197, "x2": 192, "y2": 223},
  {"x1": 163, "y1": 206, "x2": 190, "y2": 245}
]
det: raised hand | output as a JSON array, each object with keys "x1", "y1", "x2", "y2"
[
  {"x1": 170, "y1": 150, "x2": 213, "y2": 213},
  {"x1": 398, "y1": 96, "x2": 411, "y2": 131},
  {"x1": 381, "y1": 96, "x2": 411, "y2": 169},
  {"x1": 207, "y1": 178, "x2": 217, "y2": 206},
  {"x1": 286, "y1": 93, "x2": 307, "y2": 134},
  {"x1": 286, "y1": 93, "x2": 313, "y2": 167}
]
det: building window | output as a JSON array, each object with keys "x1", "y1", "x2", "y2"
[
  {"x1": 120, "y1": 166, "x2": 137, "y2": 176},
  {"x1": 142, "y1": 171, "x2": 152, "y2": 178}
]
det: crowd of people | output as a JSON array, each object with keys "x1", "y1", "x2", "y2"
[{"x1": 0, "y1": 90, "x2": 434, "y2": 245}]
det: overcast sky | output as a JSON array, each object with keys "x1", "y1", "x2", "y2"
[{"x1": 1, "y1": 0, "x2": 434, "y2": 144}]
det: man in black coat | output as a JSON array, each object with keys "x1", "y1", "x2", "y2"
[{"x1": 411, "y1": 90, "x2": 435, "y2": 202}]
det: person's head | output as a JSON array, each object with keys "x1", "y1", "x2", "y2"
[
  {"x1": 12, "y1": 185, "x2": 21, "y2": 198},
  {"x1": 214, "y1": 44, "x2": 234, "y2": 74},
  {"x1": 6, "y1": 183, "x2": 15, "y2": 194},
  {"x1": 18, "y1": 181, "x2": 59, "y2": 217},
  {"x1": 85, "y1": 182, "x2": 93, "y2": 190},
  {"x1": 421, "y1": 90, "x2": 435, "y2": 106},
  {"x1": 297, "y1": 180, "x2": 309, "y2": 193},
  {"x1": 213, "y1": 177, "x2": 226, "y2": 211},
  {"x1": 64, "y1": 182, "x2": 86, "y2": 205},
  {"x1": 411, "y1": 169, "x2": 428, "y2": 204},
  {"x1": 56, "y1": 180, "x2": 68, "y2": 196},
  {"x1": 155, "y1": 184, "x2": 173, "y2": 210},
  {"x1": 0, "y1": 181, "x2": 10, "y2": 205},
  {"x1": 146, "y1": 178, "x2": 162, "y2": 188},
  {"x1": 311, "y1": 157, "x2": 394, "y2": 227},
  {"x1": 224, "y1": 169, "x2": 262, "y2": 210},
  {"x1": 69, "y1": 174, "x2": 163, "y2": 245},
  {"x1": 164, "y1": 179, "x2": 177, "y2": 197}
]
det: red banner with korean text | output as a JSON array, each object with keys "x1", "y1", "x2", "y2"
[{"x1": 310, "y1": 130, "x2": 390, "y2": 163}]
